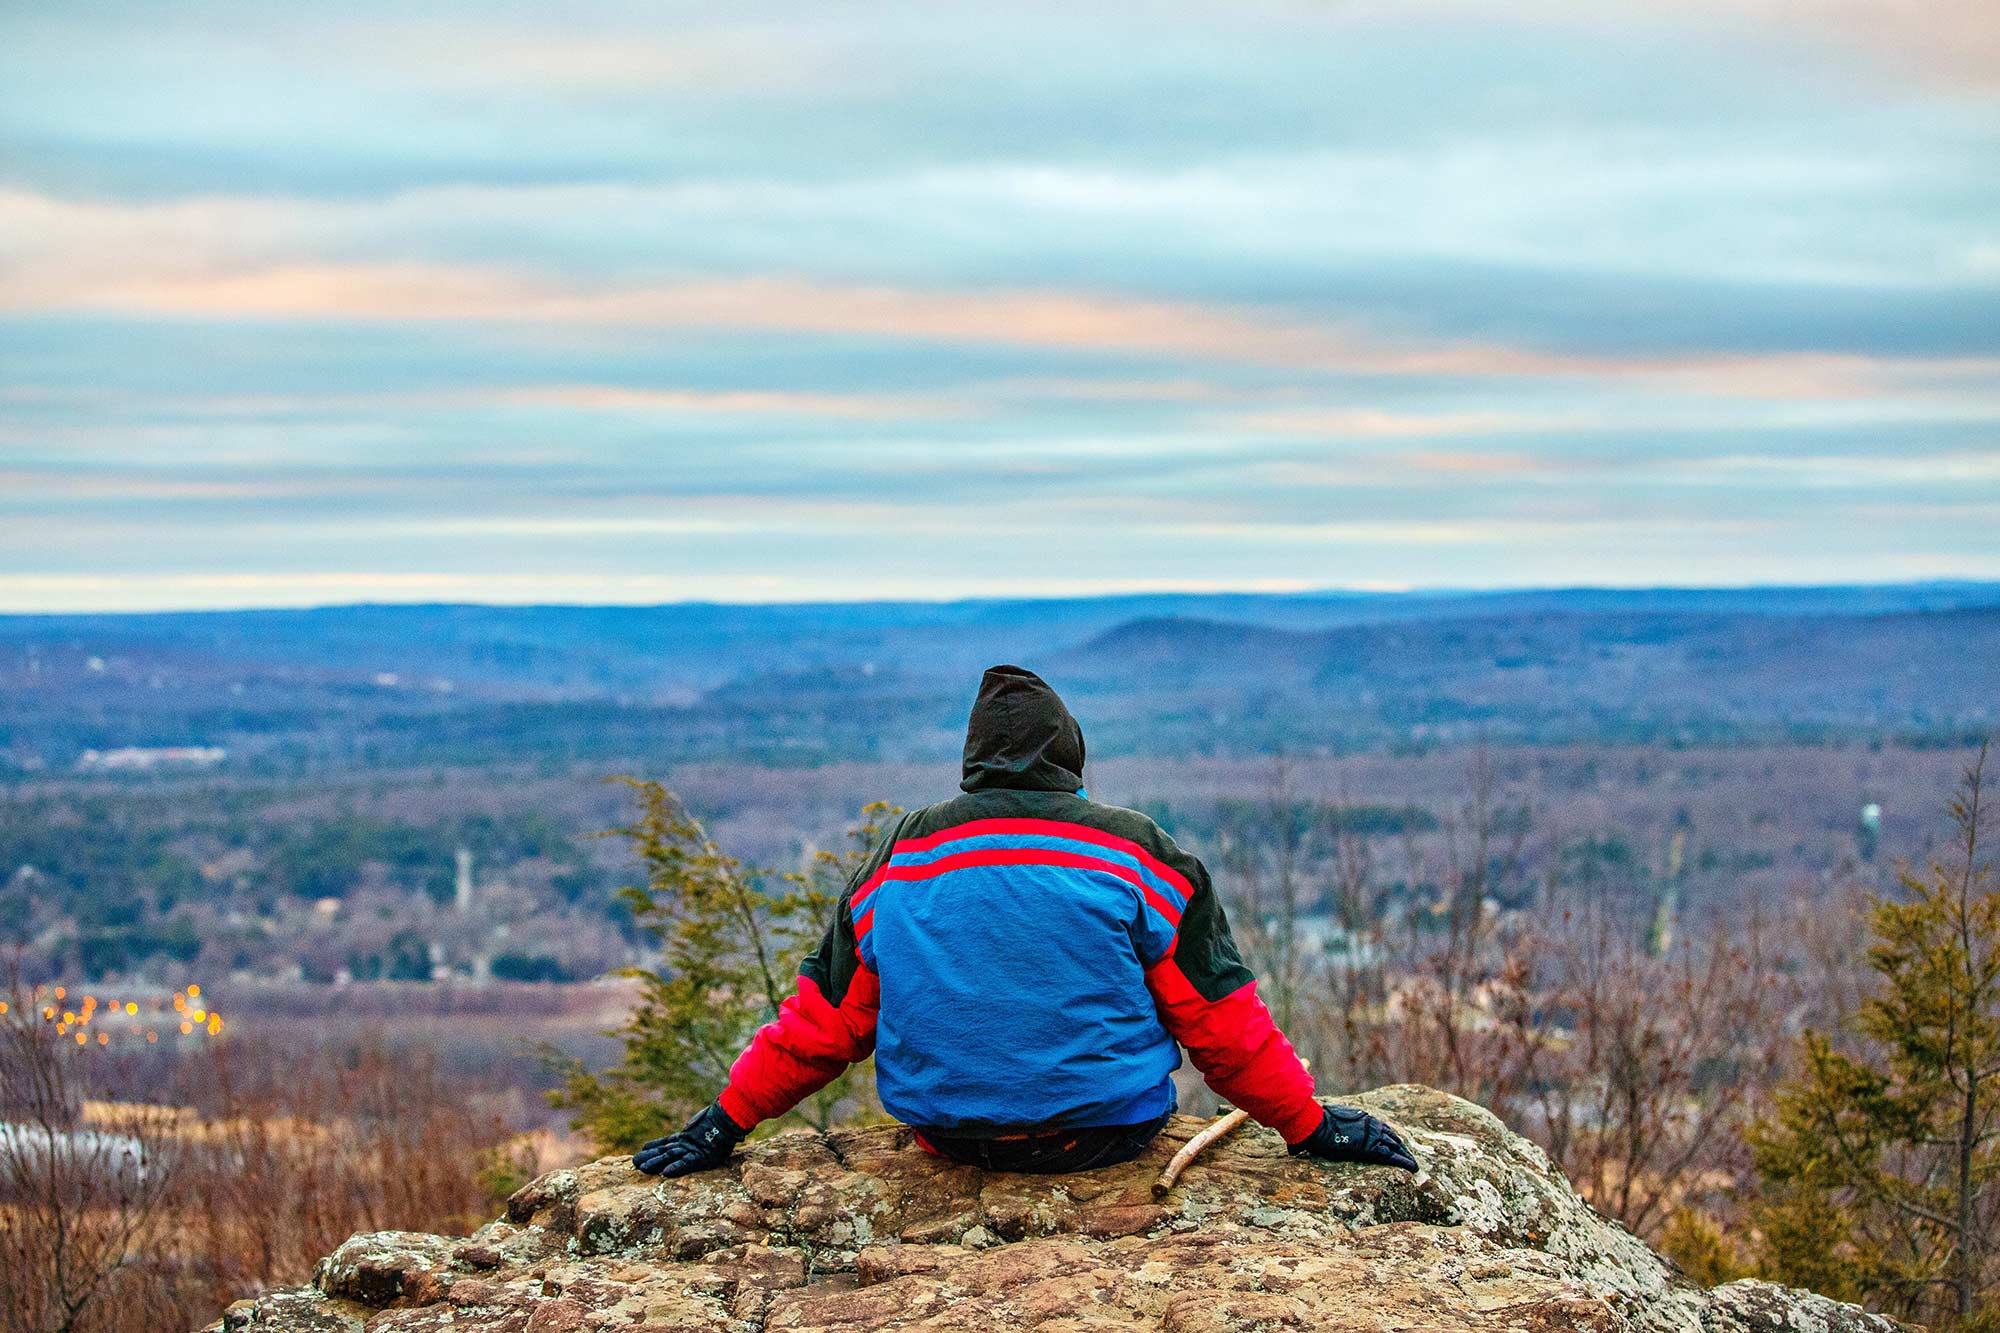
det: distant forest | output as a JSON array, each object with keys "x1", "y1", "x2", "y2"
[
  {"x1": 1, "y1": 582, "x2": 1991, "y2": 990},
  {"x1": 2, "y1": 583, "x2": 1995, "y2": 776}
]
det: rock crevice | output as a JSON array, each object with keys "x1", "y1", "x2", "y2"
[{"x1": 211, "y1": 1085, "x2": 1910, "y2": 1332}]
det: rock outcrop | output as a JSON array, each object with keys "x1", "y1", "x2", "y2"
[{"x1": 210, "y1": 1085, "x2": 1908, "y2": 1332}]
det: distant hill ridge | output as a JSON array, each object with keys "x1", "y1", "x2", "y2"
[
  {"x1": 4, "y1": 582, "x2": 1996, "y2": 689},
  {"x1": 3, "y1": 584, "x2": 1995, "y2": 768}
]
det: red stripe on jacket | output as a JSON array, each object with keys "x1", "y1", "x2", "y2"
[
  {"x1": 853, "y1": 846, "x2": 1184, "y2": 942},
  {"x1": 719, "y1": 963, "x2": 881, "y2": 1129},
  {"x1": 888, "y1": 817, "x2": 1195, "y2": 896},
  {"x1": 1144, "y1": 956, "x2": 1322, "y2": 1145}
]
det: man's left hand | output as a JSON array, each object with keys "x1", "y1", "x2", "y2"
[
  {"x1": 1288, "y1": 1104, "x2": 1419, "y2": 1172},
  {"x1": 633, "y1": 1101, "x2": 749, "y2": 1178}
]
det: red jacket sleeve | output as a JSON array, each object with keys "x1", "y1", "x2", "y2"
[
  {"x1": 718, "y1": 884, "x2": 882, "y2": 1129},
  {"x1": 719, "y1": 961, "x2": 879, "y2": 1128},
  {"x1": 1141, "y1": 840, "x2": 1322, "y2": 1145},
  {"x1": 1145, "y1": 956, "x2": 1321, "y2": 1144}
]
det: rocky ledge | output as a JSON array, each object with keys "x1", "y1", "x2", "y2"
[{"x1": 209, "y1": 1085, "x2": 1909, "y2": 1332}]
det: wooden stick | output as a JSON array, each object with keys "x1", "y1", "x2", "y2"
[
  {"x1": 1153, "y1": 1107, "x2": 1249, "y2": 1198},
  {"x1": 1153, "y1": 1061, "x2": 1308, "y2": 1199}
]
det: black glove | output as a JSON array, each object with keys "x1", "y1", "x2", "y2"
[
  {"x1": 632, "y1": 1100, "x2": 750, "y2": 1178},
  {"x1": 1288, "y1": 1104, "x2": 1419, "y2": 1173}
]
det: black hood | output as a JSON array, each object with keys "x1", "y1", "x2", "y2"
[{"x1": 960, "y1": 665, "x2": 1087, "y2": 794}]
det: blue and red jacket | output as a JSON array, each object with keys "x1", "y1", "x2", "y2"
[{"x1": 717, "y1": 665, "x2": 1322, "y2": 1145}]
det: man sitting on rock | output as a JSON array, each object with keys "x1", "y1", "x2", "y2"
[{"x1": 634, "y1": 665, "x2": 1419, "y2": 1179}]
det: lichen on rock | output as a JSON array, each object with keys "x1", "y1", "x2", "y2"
[{"x1": 206, "y1": 1085, "x2": 1912, "y2": 1333}]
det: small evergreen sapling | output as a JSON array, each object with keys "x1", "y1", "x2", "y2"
[
  {"x1": 1752, "y1": 744, "x2": 1998, "y2": 1329},
  {"x1": 549, "y1": 780, "x2": 897, "y2": 1151}
]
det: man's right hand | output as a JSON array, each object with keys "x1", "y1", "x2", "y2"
[
  {"x1": 632, "y1": 1100, "x2": 749, "y2": 1178},
  {"x1": 1288, "y1": 1104, "x2": 1419, "y2": 1172}
]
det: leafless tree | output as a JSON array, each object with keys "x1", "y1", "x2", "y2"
[
  {"x1": 0, "y1": 965, "x2": 526, "y2": 1332},
  {"x1": 1381, "y1": 744, "x2": 1547, "y2": 1117},
  {"x1": 1528, "y1": 905, "x2": 1791, "y2": 1238},
  {"x1": 0, "y1": 973, "x2": 181, "y2": 1333},
  {"x1": 1219, "y1": 757, "x2": 1317, "y2": 1032}
]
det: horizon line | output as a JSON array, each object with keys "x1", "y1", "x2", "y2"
[{"x1": 3, "y1": 575, "x2": 1997, "y2": 620}]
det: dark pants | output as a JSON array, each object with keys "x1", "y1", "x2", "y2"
[{"x1": 912, "y1": 1110, "x2": 1171, "y2": 1173}]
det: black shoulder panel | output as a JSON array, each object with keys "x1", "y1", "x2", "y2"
[
  {"x1": 799, "y1": 809, "x2": 909, "y2": 1007},
  {"x1": 1168, "y1": 866, "x2": 1256, "y2": 1003},
  {"x1": 1102, "y1": 803, "x2": 1256, "y2": 1004}
]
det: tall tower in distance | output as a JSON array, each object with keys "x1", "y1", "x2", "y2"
[
  {"x1": 455, "y1": 846, "x2": 474, "y2": 914},
  {"x1": 1858, "y1": 802, "x2": 1882, "y2": 862}
]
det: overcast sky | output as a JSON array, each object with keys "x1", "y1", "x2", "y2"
[{"x1": 2, "y1": 1, "x2": 1996, "y2": 610}]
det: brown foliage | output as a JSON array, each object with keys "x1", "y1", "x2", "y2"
[
  {"x1": 1230, "y1": 750, "x2": 1790, "y2": 1243},
  {"x1": 0, "y1": 986, "x2": 182, "y2": 1333},
  {"x1": 0, "y1": 973, "x2": 524, "y2": 1333}
]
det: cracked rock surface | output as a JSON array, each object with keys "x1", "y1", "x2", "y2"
[{"x1": 206, "y1": 1085, "x2": 1910, "y2": 1333}]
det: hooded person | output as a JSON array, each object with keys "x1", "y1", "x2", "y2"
[{"x1": 634, "y1": 665, "x2": 1417, "y2": 1178}]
